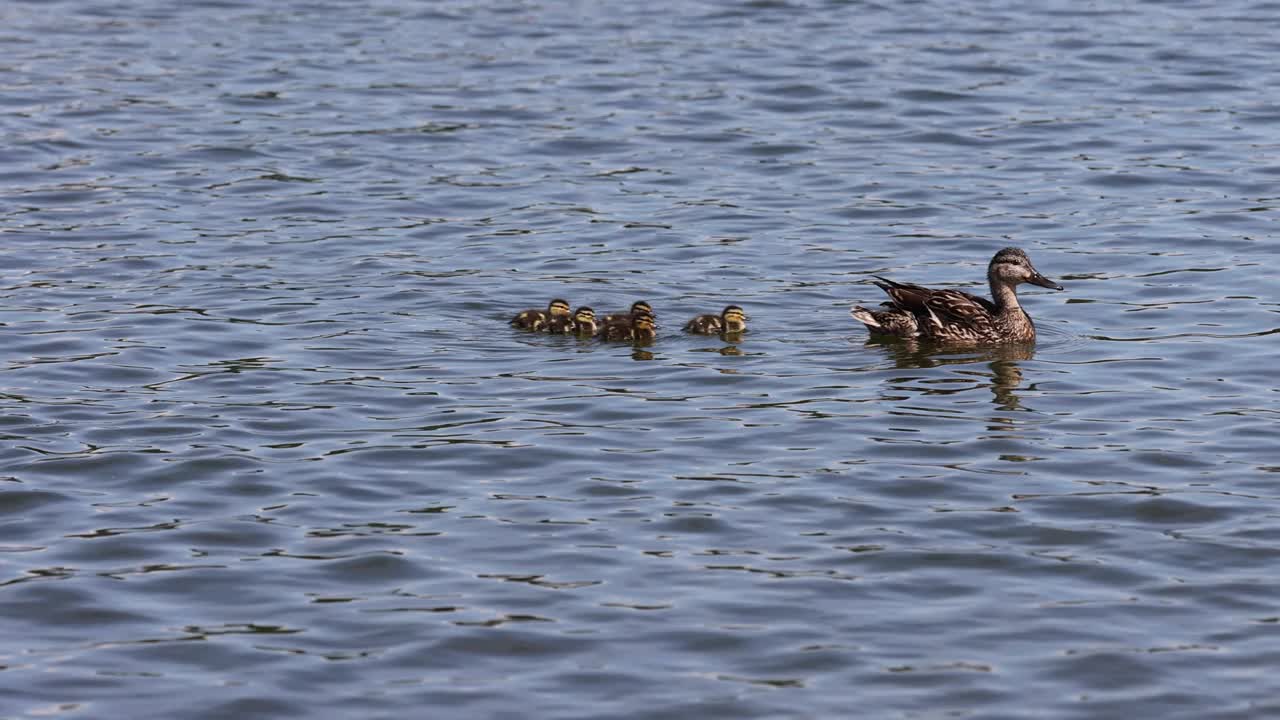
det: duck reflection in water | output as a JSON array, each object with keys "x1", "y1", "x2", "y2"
[{"x1": 863, "y1": 336, "x2": 1034, "y2": 419}]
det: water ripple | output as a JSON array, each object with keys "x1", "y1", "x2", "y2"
[{"x1": 3, "y1": 0, "x2": 1280, "y2": 718}]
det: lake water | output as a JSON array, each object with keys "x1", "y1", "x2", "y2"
[{"x1": 3, "y1": 1, "x2": 1279, "y2": 717}]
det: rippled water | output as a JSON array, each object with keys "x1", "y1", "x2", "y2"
[{"x1": 4, "y1": 1, "x2": 1280, "y2": 717}]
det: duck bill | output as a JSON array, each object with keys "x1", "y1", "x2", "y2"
[{"x1": 1029, "y1": 272, "x2": 1064, "y2": 291}]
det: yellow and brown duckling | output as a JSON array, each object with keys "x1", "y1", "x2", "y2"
[
  {"x1": 601, "y1": 300, "x2": 654, "y2": 326},
  {"x1": 600, "y1": 310, "x2": 656, "y2": 342},
  {"x1": 684, "y1": 305, "x2": 747, "y2": 334},
  {"x1": 511, "y1": 298, "x2": 572, "y2": 331},
  {"x1": 850, "y1": 247, "x2": 1063, "y2": 345},
  {"x1": 570, "y1": 307, "x2": 597, "y2": 336},
  {"x1": 547, "y1": 305, "x2": 588, "y2": 334}
]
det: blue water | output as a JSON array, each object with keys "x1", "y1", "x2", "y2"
[{"x1": 3, "y1": 1, "x2": 1280, "y2": 718}]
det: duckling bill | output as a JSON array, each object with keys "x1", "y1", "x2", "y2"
[
  {"x1": 685, "y1": 305, "x2": 747, "y2": 334},
  {"x1": 850, "y1": 247, "x2": 1062, "y2": 345}
]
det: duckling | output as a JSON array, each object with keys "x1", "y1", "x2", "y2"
[
  {"x1": 571, "y1": 307, "x2": 597, "y2": 336},
  {"x1": 511, "y1": 298, "x2": 571, "y2": 331},
  {"x1": 601, "y1": 300, "x2": 654, "y2": 326},
  {"x1": 546, "y1": 306, "x2": 582, "y2": 334},
  {"x1": 685, "y1": 305, "x2": 747, "y2": 334},
  {"x1": 600, "y1": 310, "x2": 656, "y2": 342}
]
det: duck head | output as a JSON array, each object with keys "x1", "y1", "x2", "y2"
[{"x1": 988, "y1": 247, "x2": 1063, "y2": 291}]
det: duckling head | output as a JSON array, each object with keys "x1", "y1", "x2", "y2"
[
  {"x1": 573, "y1": 307, "x2": 597, "y2": 332},
  {"x1": 633, "y1": 311, "x2": 657, "y2": 334},
  {"x1": 630, "y1": 300, "x2": 653, "y2": 317},
  {"x1": 721, "y1": 305, "x2": 747, "y2": 332},
  {"x1": 549, "y1": 298, "x2": 572, "y2": 316}
]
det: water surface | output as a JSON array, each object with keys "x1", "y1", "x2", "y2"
[{"x1": 3, "y1": 1, "x2": 1280, "y2": 718}]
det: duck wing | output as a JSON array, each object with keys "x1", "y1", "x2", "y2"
[
  {"x1": 874, "y1": 277, "x2": 999, "y2": 340},
  {"x1": 925, "y1": 289, "x2": 996, "y2": 323},
  {"x1": 872, "y1": 276, "x2": 934, "y2": 312}
]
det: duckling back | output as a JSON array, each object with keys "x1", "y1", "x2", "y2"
[
  {"x1": 600, "y1": 315, "x2": 634, "y2": 341},
  {"x1": 684, "y1": 313, "x2": 723, "y2": 334},
  {"x1": 546, "y1": 313, "x2": 576, "y2": 334},
  {"x1": 601, "y1": 311, "x2": 656, "y2": 341}
]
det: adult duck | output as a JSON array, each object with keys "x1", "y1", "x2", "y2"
[{"x1": 850, "y1": 247, "x2": 1062, "y2": 344}]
